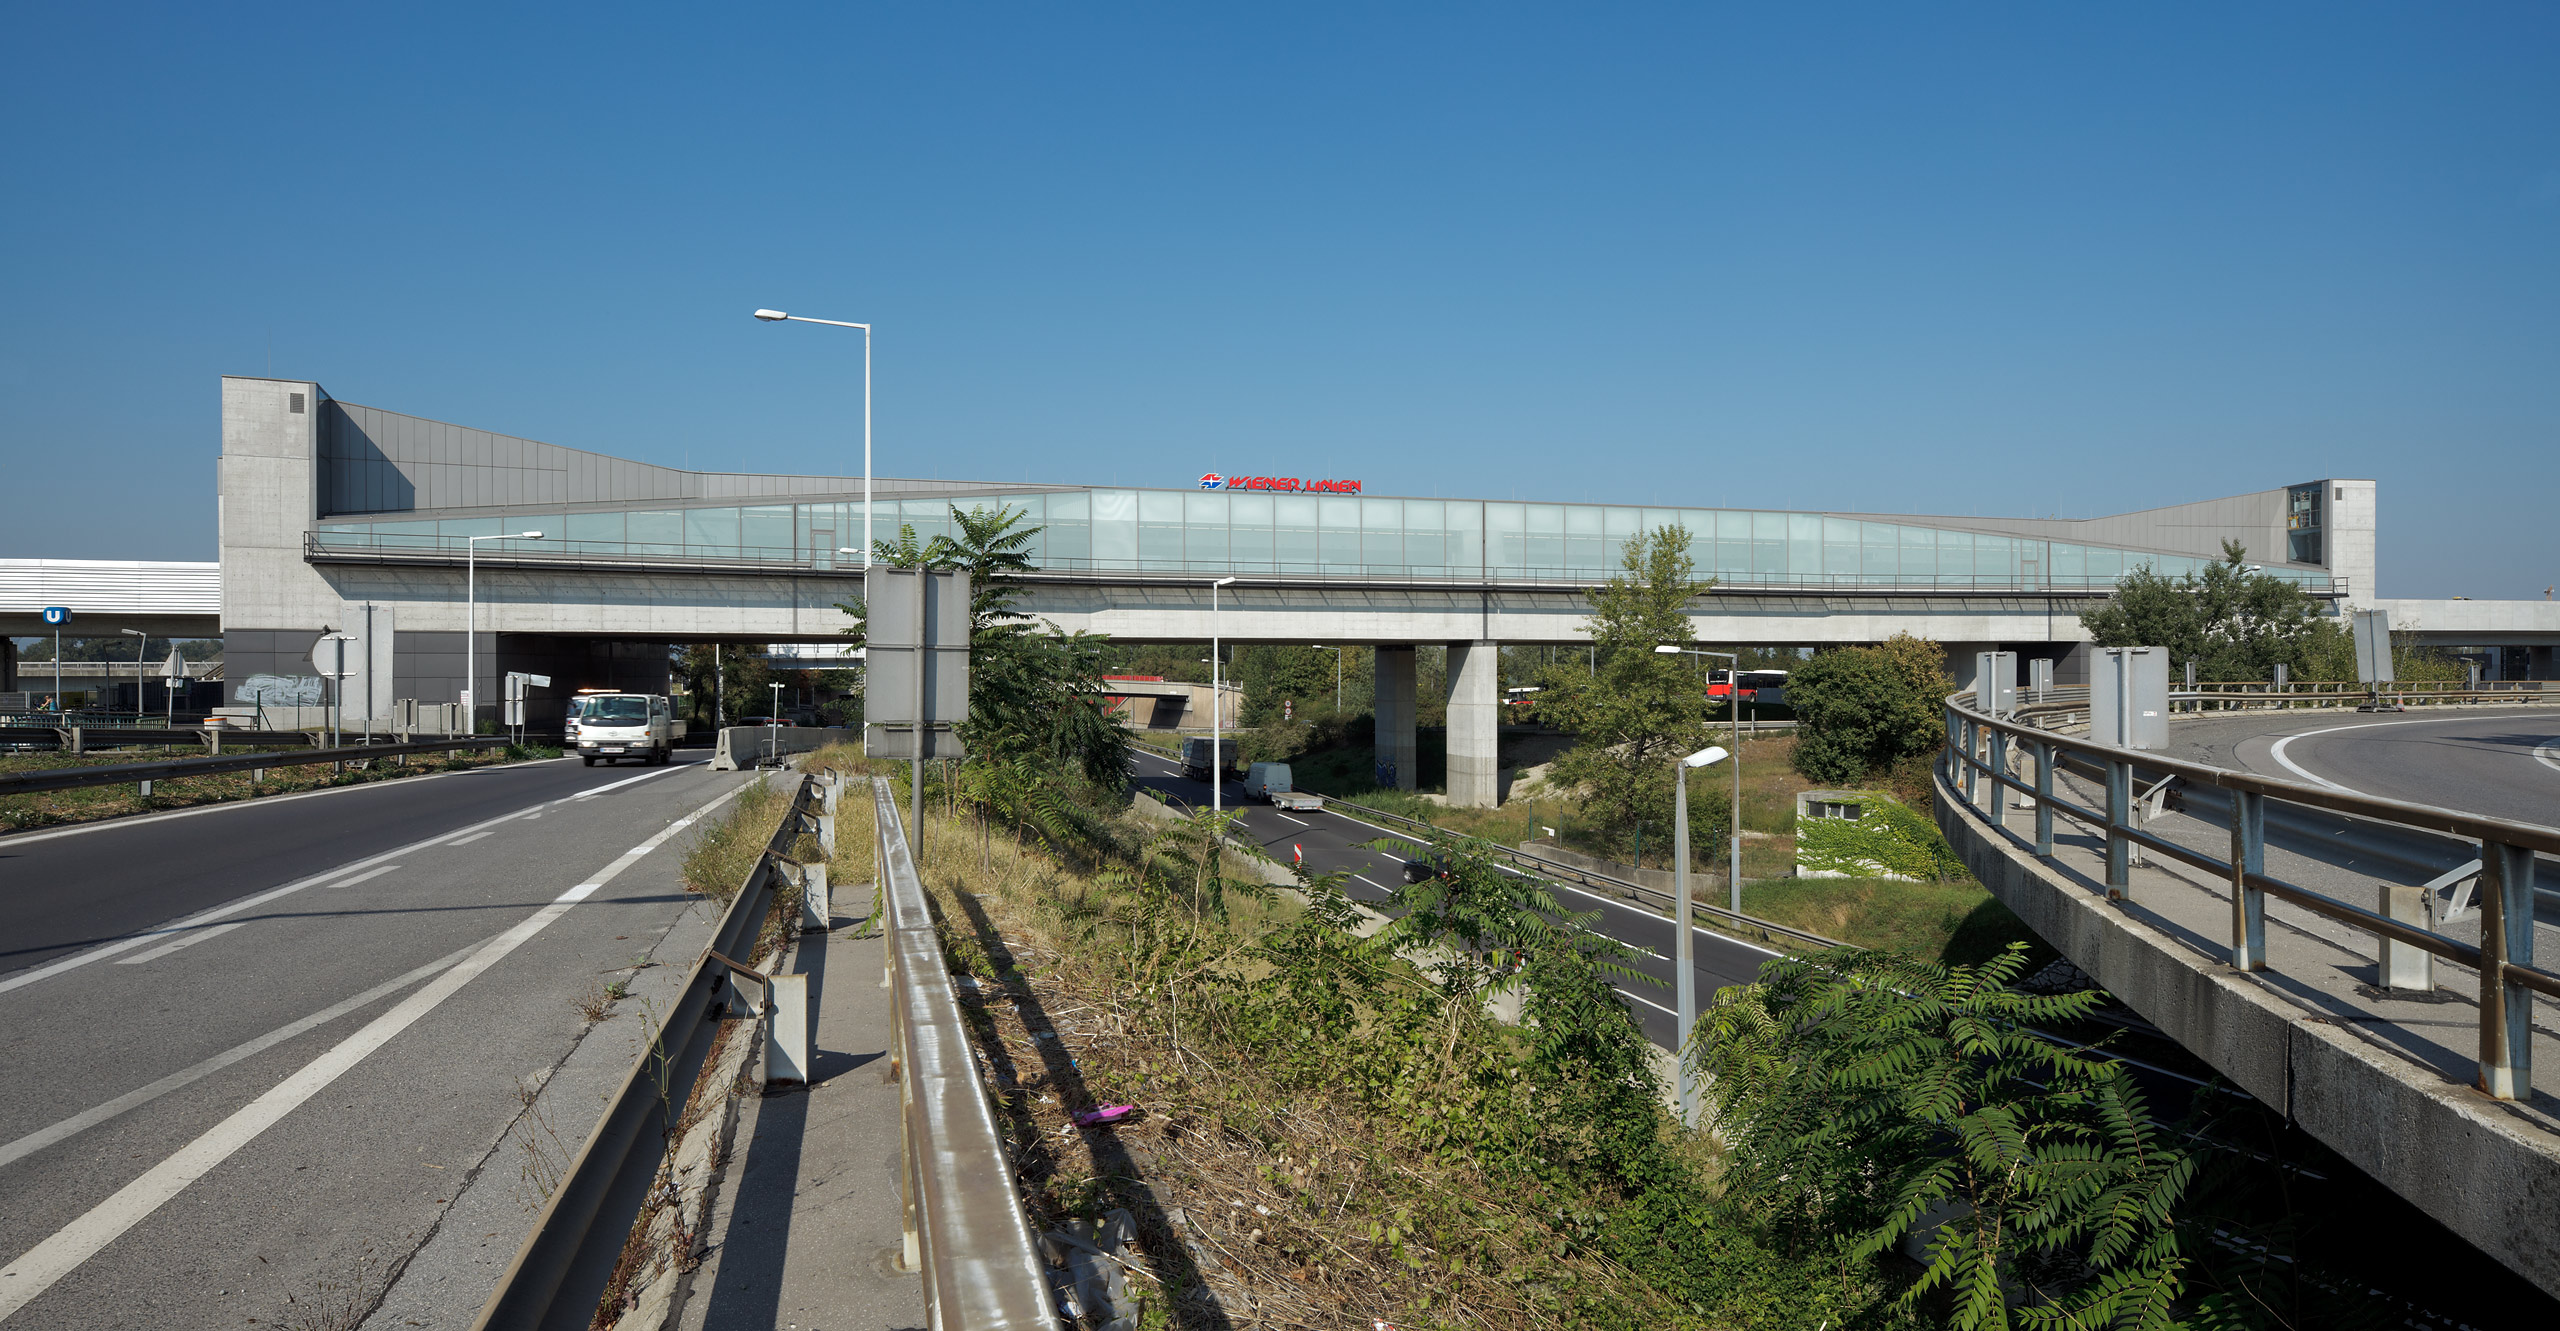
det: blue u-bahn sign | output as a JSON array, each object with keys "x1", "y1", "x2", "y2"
[{"x1": 40, "y1": 607, "x2": 71, "y2": 626}]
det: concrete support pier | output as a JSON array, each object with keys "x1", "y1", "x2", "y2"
[
  {"x1": 1446, "y1": 640, "x2": 1501, "y2": 807},
  {"x1": 0, "y1": 637, "x2": 15, "y2": 694},
  {"x1": 1374, "y1": 645, "x2": 1417, "y2": 790}
]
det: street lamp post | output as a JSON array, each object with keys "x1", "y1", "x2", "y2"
[
  {"x1": 466, "y1": 532, "x2": 545, "y2": 733},
  {"x1": 1211, "y1": 577, "x2": 1236, "y2": 813},
  {"x1": 1672, "y1": 742, "x2": 1730, "y2": 1127},
  {"x1": 1311, "y1": 644, "x2": 1344, "y2": 713},
  {"x1": 754, "y1": 310, "x2": 873, "y2": 567},
  {"x1": 1656, "y1": 645, "x2": 1745, "y2": 914},
  {"x1": 770, "y1": 681, "x2": 784, "y2": 768},
  {"x1": 121, "y1": 629, "x2": 146, "y2": 721}
]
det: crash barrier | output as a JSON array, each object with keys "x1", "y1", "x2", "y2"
[
  {"x1": 1943, "y1": 691, "x2": 2560, "y2": 1100},
  {"x1": 0, "y1": 726, "x2": 324, "y2": 754},
  {"x1": 1323, "y1": 799, "x2": 1841, "y2": 953},
  {"x1": 710, "y1": 725, "x2": 859, "y2": 771},
  {"x1": 2174, "y1": 680, "x2": 2549, "y2": 712},
  {"x1": 0, "y1": 736, "x2": 508, "y2": 800},
  {"x1": 872, "y1": 775, "x2": 1056, "y2": 1326},
  {"x1": 472, "y1": 773, "x2": 830, "y2": 1331}
]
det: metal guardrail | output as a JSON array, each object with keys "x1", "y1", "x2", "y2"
[
  {"x1": 1321, "y1": 797, "x2": 1841, "y2": 952},
  {"x1": 1943, "y1": 692, "x2": 2560, "y2": 1100},
  {"x1": 0, "y1": 736, "x2": 508, "y2": 798},
  {"x1": 0, "y1": 726, "x2": 322, "y2": 752},
  {"x1": 474, "y1": 773, "x2": 825, "y2": 1331},
  {"x1": 871, "y1": 775, "x2": 1055, "y2": 1327}
]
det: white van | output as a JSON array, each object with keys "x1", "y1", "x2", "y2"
[
  {"x1": 1243, "y1": 762, "x2": 1322, "y2": 810},
  {"x1": 574, "y1": 693, "x2": 674, "y2": 766}
]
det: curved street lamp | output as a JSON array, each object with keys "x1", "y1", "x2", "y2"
[{"x1": 753, "y1": 309, "x2": 873, "y2": 567}]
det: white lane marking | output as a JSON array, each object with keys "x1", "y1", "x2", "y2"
[
  {"x1": 2267, "y1": 714, "x2": 2559, "y2": 796},
  {"x1": 571, "y1": 764, "x2": 694, "y2": 800},
  {"x1": 446, "y1": 830, "x2": 495, "y2": 846},
  {"x1": 0, "y1": 941, "x2": 482, "y2": 1170},
  {"x1": 2536, "y1": 742, "x2": 2560, "y2": 777},
  {"x1": 1353, "y1": 875, "x2": 1390, "y2": 891},
  {"x1": 331, "y1": 865, "x2": 401, "y2": 888},
  {"x1": 112, "y1": 921, "x2": 248, "y2": 966},
  {"x1": 0, "y1": 758, "x2": 730, "y2": 997},
  {"x1": 1319, "y1": 803, "x2": 1785, "y2": 959},
  {"x1": 1274, "y1": 813, "x2": 1310, "y2": 826},
  {"x1": 0, "y1": 756, "x2": 580, "y2": 849},
  {"x1": 1614, "y1": 986, "x2": 1678, "y2": 1017},
  {"x1": 0, "y1": 777, "x2": 746, "y2": 1320}
]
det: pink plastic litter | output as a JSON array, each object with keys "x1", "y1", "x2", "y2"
[{"x1": 1071, "y1": 1104, "x2": 1136, "y2": 1127}]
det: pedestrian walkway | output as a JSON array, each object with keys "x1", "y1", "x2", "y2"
[{"x1": 682, "y1": 879, "x2": 925, "y2": 1331}]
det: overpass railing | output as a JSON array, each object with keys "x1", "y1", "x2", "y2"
[{"x1": 1942, "y1": 691, "x2": 2560, "y2": 1100}]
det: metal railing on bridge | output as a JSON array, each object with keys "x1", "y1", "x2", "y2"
[
  {"x1": 0, "y1": 736, "x2": 509, "y2": 799},
  {"x1": 1942, "y1": 691, "x2": 2560, "y2": 1100}
]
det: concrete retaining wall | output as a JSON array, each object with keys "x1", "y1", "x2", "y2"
[{"x1": 711, "y1": 726, "x2": 858, "y2": 771}]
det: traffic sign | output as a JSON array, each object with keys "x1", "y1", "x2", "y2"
[{"x1": 40, "y1": 607, "x2": 70, "y2": 626}]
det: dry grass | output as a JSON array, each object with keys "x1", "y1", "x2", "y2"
[{"x1": 900, "y1": 801, "x2": 1725, "y2": 1330}]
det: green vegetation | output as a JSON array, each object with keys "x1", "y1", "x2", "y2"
[
  {"x1": 846, "y1": 505, "x2": 1131, "y2": 788},
  {"x1": 1699, "y1": 945, "x2": 2402, "y2": 1329},
  {"x1": 1794, "y1": 790, "x2": 1967, "y2": 882},
  {"x1": 1788, "y1": 633, "x2": 1955, "y2": 788},
  {"x1": 1528, "y1": 525, "x2": 1723, "y2": 860},
  {"x1": 914, "y1": 792, "x2": 1910, "y2": 1327},
  {"x1": 2082, "y1": 541, "x2": 2462, "y2": 683}
]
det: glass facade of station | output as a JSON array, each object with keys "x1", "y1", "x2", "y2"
[{"x1": 310, "y1": 488, "x2": 2328, "y2": 592}]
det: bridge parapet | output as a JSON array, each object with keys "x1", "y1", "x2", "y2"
[{"x1": 1935, "y1": 694, "x2": 2560, "y2": 1297}]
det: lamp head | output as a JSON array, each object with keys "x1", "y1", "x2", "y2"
[
  {"x1": 121, "y1": 628, "x2": 144, "y2": 637},
  {"x1": 1213, "y1": 576, "x2": 1237, "y2": 587},
  {"x1": 1654, "y1": 644, "x2": 1682, "y2": 655},
  {"x1": 753, "y1": 309, "x2": 788, "y2": 322},
  {"x1": 1682, "y1": 745, "x2": 1729, "y2": 769},
  {"x1": 520, "y1": 531, "x2": 545, "y2": 539}
]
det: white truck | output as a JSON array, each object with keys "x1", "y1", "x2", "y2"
[
  {"x1": 572, "y1": 692, "x2": 675, "y2": 766},
  {"x1": 1243, "y1": 762, "x2": 1322, "y2": 811}
]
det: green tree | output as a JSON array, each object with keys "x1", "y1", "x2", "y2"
[
  {"x1": 1531, "y1": 526, "x2": 1717, "y2": 860},
  {"x1": 2080, "y1": 542, "x2": 2334, "y2": 682},
  {"x1": 1788, "y1": 633, "x2": 1954, "y2": 788},
  {"x1": 841, "y1": 507, "x2": 1130, "y2": 787},
  {"x1": 1697, "y1": 945, "x2": 2196, "y2": 1329},
  {"x1": 672, "y1": 643, "x2": 775, "y2": 726},
  {"x1": 1233, "y1": 644, "x2": 1344, "y2": 725}
]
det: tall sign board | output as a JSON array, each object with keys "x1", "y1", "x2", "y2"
[
  {"x1": 2352, "y1": 608, "x2": 2394, "y2": 685},
  {"x1": 2092, "y1": 646, "x2": 2169, "y2": 751},
  {"x1": 1974, "y1": 651, "x2": 2018, "y2": 717},
  {"x1": 862, "y1": 568, "x2": 971, "y2": 760}
]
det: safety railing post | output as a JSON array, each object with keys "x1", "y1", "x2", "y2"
[
  {"x1": 1960, "y1": 717, "x2": 1978, "y2": 805},
  {"x1": 2478, "y1": 841, "x2": 2536, "y2": 1100},
  {"x1": 2032, "y1": 739, "x2": 2054, "y2": 858},
  {"x1": 2104, "y1": 757, "x2": 2131, "y2": 897},
  {"x1": 2228, "y1": 789, "x2": 2266, "y2": 970},
  {"x1": 1986, "y1": 728, "x2": 2008, "y2": 832}
]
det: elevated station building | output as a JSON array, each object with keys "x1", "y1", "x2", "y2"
[{"x1": 12, "y1": 374, "x2": 2538, "y2": 804}]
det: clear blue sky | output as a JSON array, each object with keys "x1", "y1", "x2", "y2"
[{"x1": 3, "y1": 3, "x2": 2553, "y2": 598}]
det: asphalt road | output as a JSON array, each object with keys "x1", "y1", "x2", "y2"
[
  {"x1": 0, "y1": 753, "x2": 755, "y2": 1329},
  {"x1": 1125, "y1": 746, "x2": 1776, "y2": 1049},
  {"x1": 2240, "y1": 707, "x2": 2560, "y2": 827}
]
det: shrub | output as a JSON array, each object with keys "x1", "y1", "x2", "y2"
[{"x1": 1790, "y1": 634, "x2": 1953, "y2": 787}]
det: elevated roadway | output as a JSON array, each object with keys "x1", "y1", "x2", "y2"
[{"x1": 0, "y1": 754, "x2": 755, "y2": 1328}]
